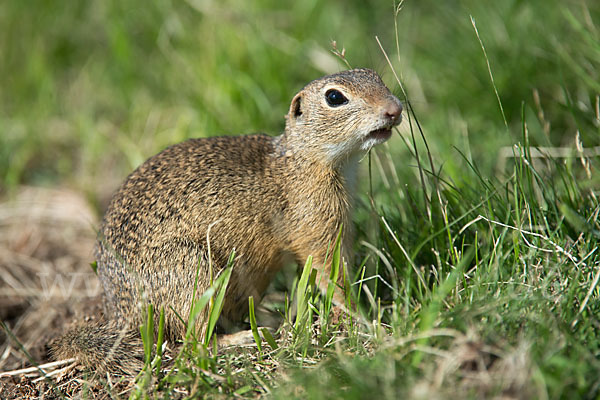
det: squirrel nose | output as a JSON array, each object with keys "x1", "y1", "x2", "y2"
[{"x1": 383, "y1": 99, "x2": 403, "y2": 124}]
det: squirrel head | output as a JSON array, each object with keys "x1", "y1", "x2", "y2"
[{"x1": 284, "y1": 68, "x2": 402, "y2": 167}]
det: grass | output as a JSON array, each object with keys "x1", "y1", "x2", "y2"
[{"x1": 1, "y1": 0, "x2": 600, "y2": 398}]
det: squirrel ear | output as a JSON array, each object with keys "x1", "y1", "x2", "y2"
[{"x1": 289, "y1": 93, "x2": 303, "y2": 119}]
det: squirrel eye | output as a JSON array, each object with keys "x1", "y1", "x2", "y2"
[{"x1": 325, "y1": 89, "x2": 348, "y2": 107}]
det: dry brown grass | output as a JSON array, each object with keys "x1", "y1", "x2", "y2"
[
  {"x1": 0, "y1": 186, "x2": 100, "y2": 373},
  {"x1": 409, "y1": 333, "x2": 536, "y2": 400}
]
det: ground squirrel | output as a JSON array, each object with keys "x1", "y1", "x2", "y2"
[{"x1": 52, "y1": 68, "x2": 402, "y2": 372}]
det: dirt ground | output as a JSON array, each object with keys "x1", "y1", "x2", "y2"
[{"x1": 0, "y1": 186, "x2": 107, "y2": 398}]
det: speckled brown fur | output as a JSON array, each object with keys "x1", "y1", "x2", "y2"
[{"x1": 53, "y1": 68, "x2": 402, "y2": 372}]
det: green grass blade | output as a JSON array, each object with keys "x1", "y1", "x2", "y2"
[
  {"x1": 185, "y1": 286, "x2": 215, "y2": 339},
  {"x1": 153, "y1": 307, "x2": 165, "y2": 372},
  {"x1": 295, "y1": 255, "x2": 314, "y2": 332},
  {"x1": 324, "y1": 225, "x2": 343, "y2": 313},
  {"x1": 204, "y1": 251, "x2": 235, "y2": 346},
  {"x1": 248, "y1": 296, "x2": 262, "y2": 355},
  {"x1": 141, "y1": 304, "x2": 154, "y2": 365},
  {"x1": 470, "y1": 15, "x2": 508, "y2": 129},
  {"x1": 261, "y1": 327, "x2": 279, "y2": 351}
]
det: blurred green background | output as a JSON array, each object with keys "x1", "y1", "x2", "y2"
[
  {"x1": 2, "y1": 2, "x2": 599, "y2": 396},
  {"x1": 1, "y1": 0, "x2": 598, "y2": 207}
]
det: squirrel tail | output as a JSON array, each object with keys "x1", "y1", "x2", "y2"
[{"x1": 50, "y1": 322, "x2": 144, "y2": 376}]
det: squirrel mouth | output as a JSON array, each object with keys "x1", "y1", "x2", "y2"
[{"x1": 367, "y1": 127, "x2": 393, "y2": 142}]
